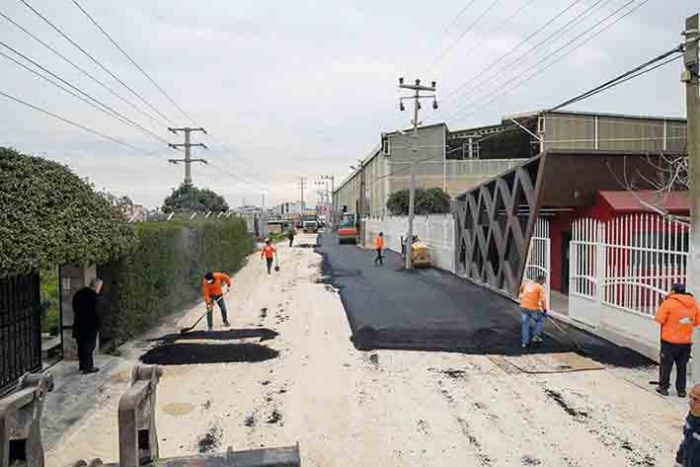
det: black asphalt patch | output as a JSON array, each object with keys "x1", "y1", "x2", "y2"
[
  {"x1": 150, "y1": 328, "x2": 279, "y2": 343},
  {"x1": 316, "y1": 233, "x2": 652, "y2": 368},
  {"x1": 140, "y1": 343, "x2": 279, "y2": 365}
]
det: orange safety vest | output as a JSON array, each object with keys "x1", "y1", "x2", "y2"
[
  {"x1": 519, "y1": 281, "x2": 547, "y2": 311},
  {"x1": 374, "y1": 236, "x2": 384, "y2": 249},
  {"x1": 655, "y1": 293, "x2": 700, "y2": 344},
  {"x1": 261, "y1": 245, "x2": 276, "y2": 259},
  {"x1": 202, "y1": 272, "x2": 231, "y2": 304}
]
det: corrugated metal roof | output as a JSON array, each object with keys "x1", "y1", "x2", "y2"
[{"x1": 599, "y1": 190, "x2": 689, "y2": 212}]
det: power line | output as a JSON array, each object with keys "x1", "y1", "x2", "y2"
[
  {"x1": 448, "y1": 0, "x2": 650, "y2": 121},
  {"x1": 441, "y1": 0, "x2": 479, "y2": 34},
  {"x1": 444, "y1": 0, "x2": 613, "y2": 111},
  {"x1": 0, "y1": 89, "x2": 152, "y2": 153},
  {"x1": 18, "y1": 0, "x2": 176, "y2": 126},
  {"x1": 442, "y1": 0, "x2": 583, "y2": 102},
  {"x1": 0, "y1": 40, "x2": 171, "y2": 145},
  {"x1": 442, "y1": 0, "x2": 532, "y2": 71},
  {"x1": 68, "y1": 0, "x2": 196, "y2": 124},
  {"x1": 451, "y1": 40, "x2": 680, "y2": 148},
  {"x1": 431, "y1": 0, "x2": 502, "y2": 68},
  {"x1": 0, "y1": 9, "x2": 167, "y2": 129}
]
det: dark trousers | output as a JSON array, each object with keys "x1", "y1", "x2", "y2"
[
  {"x1": 659, "y1": 340, "x2": 691, "y2": 393},
  {"x1": 266, "y1": 258, "x2": 274, "y2": 274},
  {"x1": 206, "y1": 295, "x2": 228, "y2": 329},
  {"x1": 289, "y1": 237, "x2": 294, "y2": 247},
  {"x1": 374, "y1": 248, "x2": 383, "y2": 265},
  {"x1": 76, "y1": 332, "x2": 97, "y2": 371}
]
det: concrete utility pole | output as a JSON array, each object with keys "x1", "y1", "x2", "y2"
[
  {"x1": 298, "y1": 177, "x2": 307, "y2": 214},
  {"x1": 683, "y1": 14, "x2": 700, "y2": 382},
  {"x1": 168, "y1": 127, "x2": 208, "y2": 186},
  {"x1": 398, "y1": 77, "x2": 438, "y2": 269},
  {"x1": 321, "y1": 175, "x2": 335, "y2": 224}
]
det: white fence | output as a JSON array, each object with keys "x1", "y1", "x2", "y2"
[
  {"x1": 524, "y1": 218, "x2": 551, "y2": 306},
  {"x1": 362, "y1": 215, "x2": 455, "y2": 273},
  {"x1": 569, "y1": 214, "x2": 689, "y2": 360}
]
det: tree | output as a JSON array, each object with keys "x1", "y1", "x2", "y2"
[
  {"x1": 162, "y1": 183, "x2": 229, "y2": 213},
  {"x1": 387, "y1": 187, "x2": 451, "y2": 216}
]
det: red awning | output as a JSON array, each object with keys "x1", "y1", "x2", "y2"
[{"x1": 598, "y1": 190, "x2": 689, "y2": 213}]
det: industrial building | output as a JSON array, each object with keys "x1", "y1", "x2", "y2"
[{"x1": 333, "y1": 110, "x2": 687, "y2": 221}]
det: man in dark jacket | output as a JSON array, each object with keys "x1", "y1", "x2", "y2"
[
  {"x1": 72, "y1": 278, "x2": 103, "y2": 374},
  {"x1": 675, "y1": 384, "x2": 700, "y2": 466}
]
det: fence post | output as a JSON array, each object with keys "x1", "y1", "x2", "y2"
[{"x1": 595, "y1": 223, "x2": 606, "y2": 307}]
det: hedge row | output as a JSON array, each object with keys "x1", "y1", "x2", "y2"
[
  {"x1": 0, "y1": 147, "x2": 134, "y2": 276},
  {"x1": 98, "y1": 217, "x2": 252, "y2": 346}
]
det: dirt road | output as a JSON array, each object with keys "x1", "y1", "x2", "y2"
[{"x1": 47, "y1": 234, "x2": 686, "y2": 467}]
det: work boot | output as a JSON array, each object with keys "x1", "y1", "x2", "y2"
[
  {"x1": 223, "y1": 320, "x2": 230, "y2": 327},
  {"x1": 679, "y1": 390, "x2": 687, "y2": 398},
  {"x1": 521, "y1": 343, "x2": 528, "y2": 349},
  {"x1": 532, "y1": 336, "x2": 543, "y2": 344},
  {"x1": 656, "y1": 387, "x2": 669, "y2": 397},
  {"x1": 82, "y1": 367, "x2": 99, "y2": 374}
]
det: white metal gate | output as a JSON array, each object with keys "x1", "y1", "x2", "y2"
[
  {"x1": 570, "y1": 214, "x2": 689, "y2": 323},
  {"x1": 524, "y1": 218, "x2": 551, "y2": 305}
]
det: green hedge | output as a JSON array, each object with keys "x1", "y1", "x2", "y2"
[
  {"x1": 98, "y1": 217, "x2": 251, "y2": 346},
  {"x1": 0, "y1": 147, "x2": 135, "y2": 276}
]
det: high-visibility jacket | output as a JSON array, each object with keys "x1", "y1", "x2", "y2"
[
  {"x1": 374, "y1": 236, "x2": 384, "y2": 250},
  {"x1": 519, "y1": 281, "x2": 547, "y2": 311},
  {"x1": 261, "y1": 244, "x2": 276, "y2": 259},
  {"x1": 202, "y1": 272, "x2": 231, "y2": 304},
  {"x1": 655, "y1": 293, "x2": 700, "y2": 344}
]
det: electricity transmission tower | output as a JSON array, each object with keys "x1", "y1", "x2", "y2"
[{"x1": 168, "y1": 127, "x2": 208, "y2": 185}]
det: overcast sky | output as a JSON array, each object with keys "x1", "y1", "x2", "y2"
[{"x1": 0, "y1": 0, "x2": 695, "y2": 208}]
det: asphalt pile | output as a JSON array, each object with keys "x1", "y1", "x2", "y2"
[{"x1": 140, "y1": 328, "x2": 280, "y2": 365}]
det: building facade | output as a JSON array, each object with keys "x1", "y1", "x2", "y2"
[{"x1": 334, "y1": 110, "x2": 687, "y2": 224}]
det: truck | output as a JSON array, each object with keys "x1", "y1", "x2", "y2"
[{"x1": 301, "y1": 214, "x2": 319, "y2": 233}]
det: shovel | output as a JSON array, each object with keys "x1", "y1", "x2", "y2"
[
  {"x1": 545, "y1": 314, "x2": 587, "y2": 356},
  {"x1": 179, "y1": 292, "x2": 228, "y2": 335}
]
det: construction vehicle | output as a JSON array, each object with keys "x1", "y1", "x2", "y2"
[
  {"x1": 0, "y1": 366, "x2": 301, "y2": 467},
  {"x1": 337, "y1": 214, "x2": 359, "y2": 244}
]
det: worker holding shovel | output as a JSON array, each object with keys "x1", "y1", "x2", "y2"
[
  {"x1": 202, "y1": 272, "x2": 231, "y2": 331},
  {"x1": 519, "y1": 275, "x2": 548, "y2": 349},
  {"x1": 261, "y1": 239, "x2": 277, "y2": 275}
]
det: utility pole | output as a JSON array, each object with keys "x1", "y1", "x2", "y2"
[
  {"x1": 298, "y1": 177, "x2": 307, "y2": 214},
  {"x1": 398, "y1": 77, "x2": 438, "y2": 269},
  {"x1": 321, "y1": 175, "x2": 335, "y2": 224},
  {"x1": 684, "y1": 13, "x2": 700, "y2": 382},
  {"x1": 168, "y1": 127, "x2": 208, "y2": 186}
]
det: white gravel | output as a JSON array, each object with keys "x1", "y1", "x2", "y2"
[{"x1": 47, "y1": 234, "x2": 688, "y2": 467}]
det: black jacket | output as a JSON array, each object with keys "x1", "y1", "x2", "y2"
[
  {"x1": 72, "y1": 287, "x2": 100, "y2": 339},
  {"x1": 677, "y1": 413, "x2": 700, "y2": 466}
]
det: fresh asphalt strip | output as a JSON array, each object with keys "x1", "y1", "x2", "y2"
[
  {"x1": 316, "y1": 233, "x2": 652, "y2": 368},
  {"x1": 140, "y1": 328, "x2": 280, "y2": 365}
]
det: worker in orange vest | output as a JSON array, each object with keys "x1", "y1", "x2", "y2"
[
  {"x1": 655, "y1": 283, "x2": 700, "y2": 397},
  {"x1": 261, "y1": 239, "x2": 277, "y2": 275},
  {"x1": 519, "y1": 275, "x2": 548, "y2": 349},
  {"x1": 202, "y1": 271, "x2": 231, "y2": 330},
  {"x1": 374, "y1": 232, "x2": 385, "y2": 266}
]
